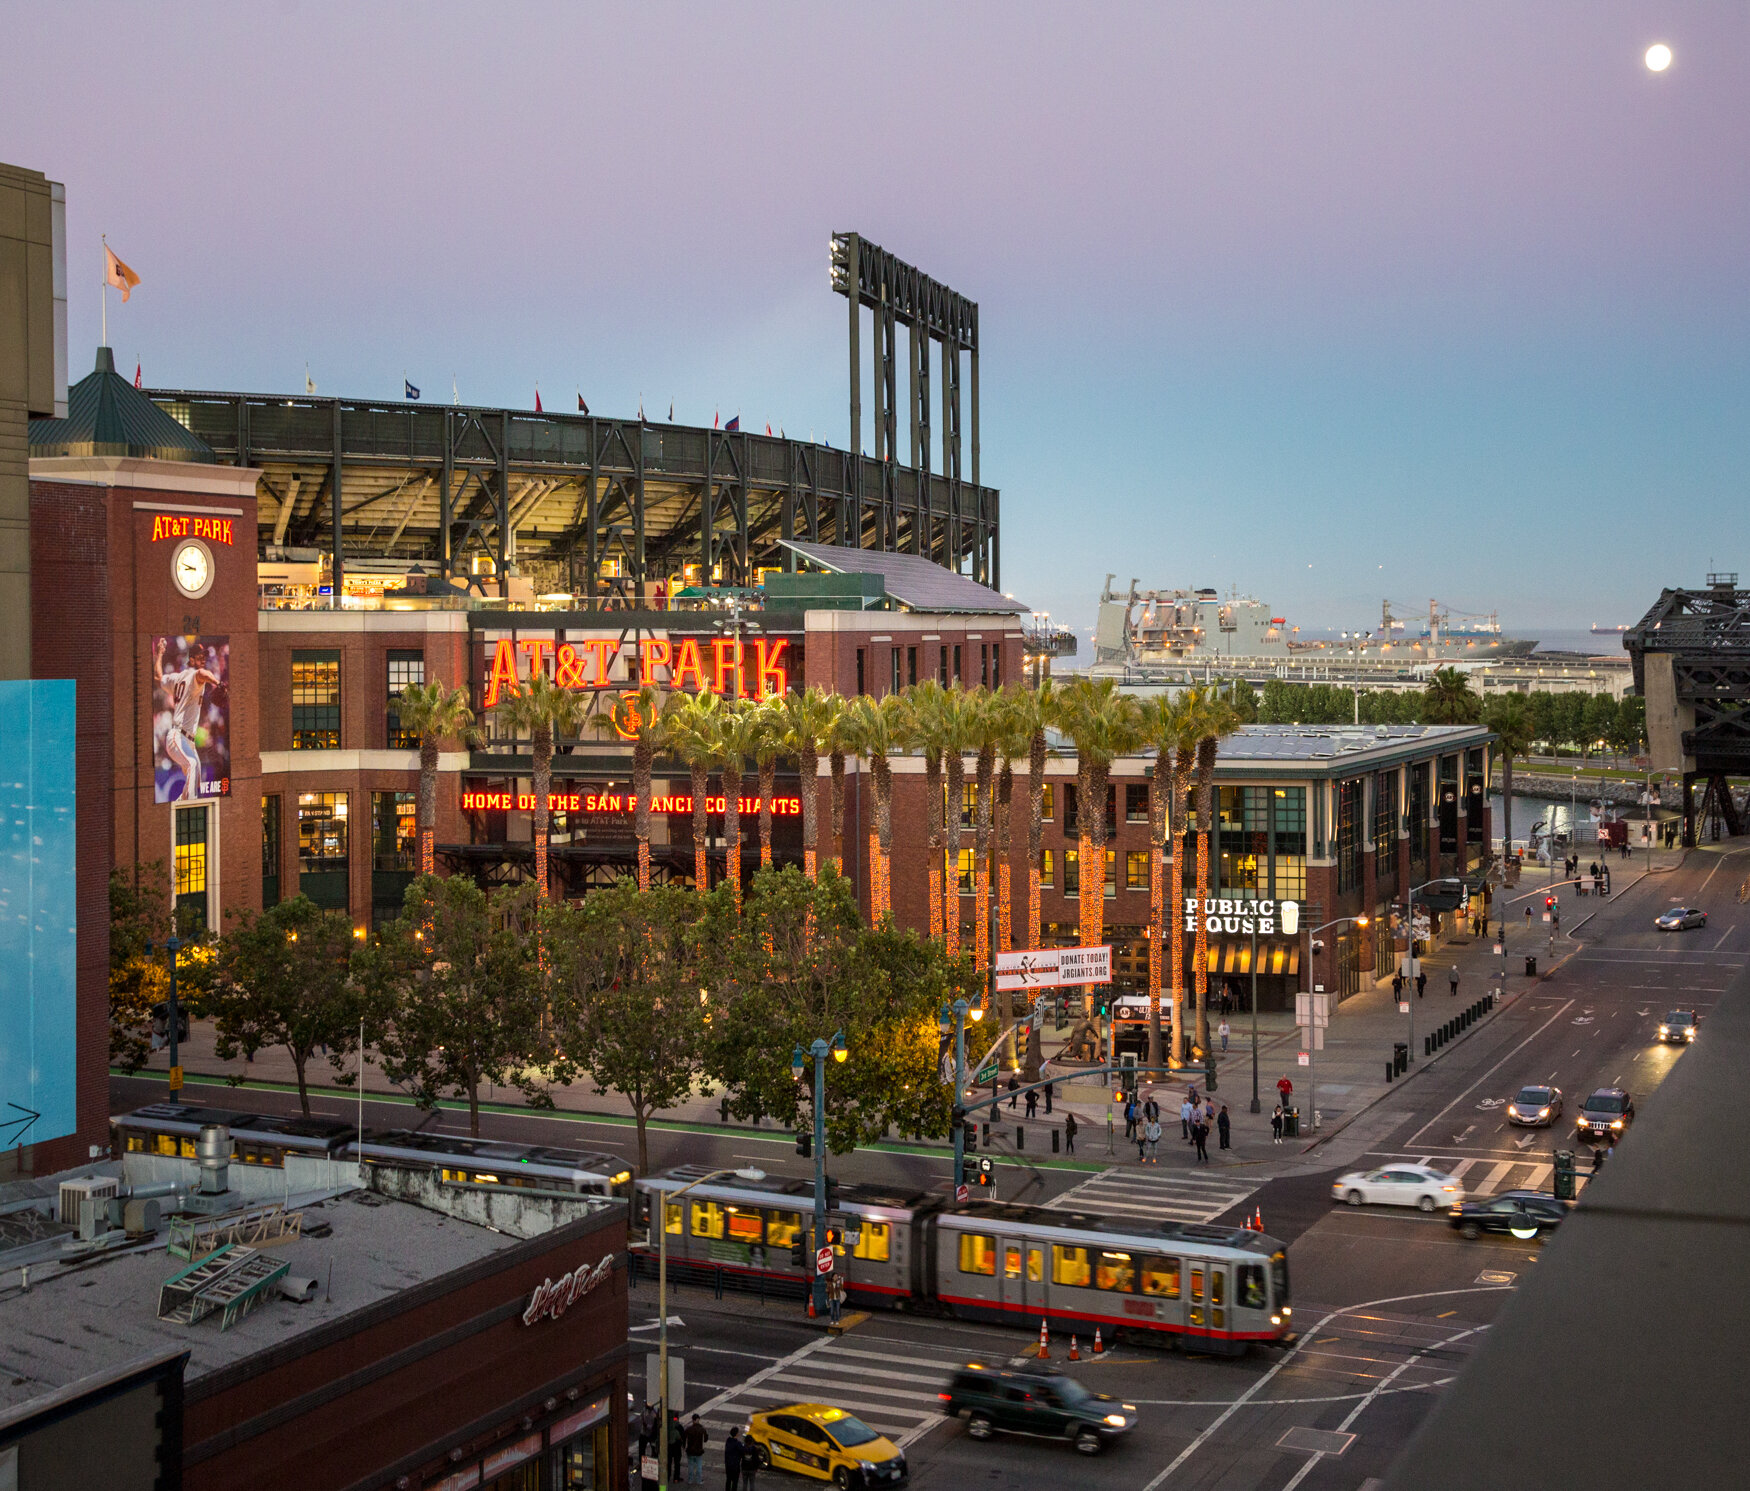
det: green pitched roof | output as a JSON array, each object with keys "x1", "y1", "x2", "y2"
[{"x1": 28, "y1": 347, "x2": 216, "y2": 463}]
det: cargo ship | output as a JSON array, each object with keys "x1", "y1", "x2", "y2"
[{"x1": 1093, "y1": 580, "x2": 1537, "y2": 665}]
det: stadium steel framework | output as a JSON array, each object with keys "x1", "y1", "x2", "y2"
[
  {"x1": 1625, "y1": 574, "x2": 1749, "y2": 843},
  {"x1": 143, "y1": 390, "x2": 1000, "y2": 602}
]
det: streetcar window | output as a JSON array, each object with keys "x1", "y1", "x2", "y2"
[
  {"x1": 1271, "y1": 1250, "x2": 1290, "y2": 1306},
  {"x1": 958, "y1": 1233, "x2": 997, "y2": 1276},
  {"x1": 852, "y1": 1221, "x2": 890, "y2": 1262},
  {"x1": 1095, "y1": 1251, "x2": 1135, "y2": 1293},
  {"x1": 180, "y1": 1138, "x2": 197, "y2": 1159},
  {"x1": 125, "y1": 1135, "x2": 146, "y2": 1154},
  {"x1": 1052, "y1": 1245, "x2": 1092, "y2": 1288},
  {"x1": 724, "y1": 1206, "x2": 763, "y2": 1244},
  {"x1": 1239, "y1": 1263, "x2": 1267, "y2": 1310},
  {"x1": 691, "y1": 1201, "x2": 724, "y2": 1239},
  {"x1": 1139, "y1": 1255, "x2": 1180, "y2": 1298},
  {"x1": 1004, "y1": 1245, "x2": 1022, "y2": 1280},
  {"x1": 665, "y1": 1201, "x2": 683, "y2": 1235},
  {"x1": 1027, "y1": 1248, "x2": 1042, "y2": 1284},
  {"x1": 765, "y1": 1210, "x2": 802, "y2": 1248},
  {"x1": 154, "y1": 1134, "x2": 177, "y2": 1157}
]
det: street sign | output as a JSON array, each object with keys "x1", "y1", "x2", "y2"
[
  {"x1": 955, "y1": 1184, "x2": 969, "y2": 1202},
  {"x1": 973, "y1": 1064, "x2": 999, "y2": 1085},
  {"x1": 995, "y1": 945, "x2": 1112, "y2": 992},
  {"x1": 168, "y1": 1065, "x2": 184, "y2": 1092},
  {"x1": 1298, "y1": 1052, "x2": 1310, "y2": 1066},
  {"x1": 1398, "y1": 1001, "x2": 1410, "y2": 1014},
  {"x1": 1294, "y1": 992, "x2": 1330, "y2": 1029},
  {"x1": 815, "y1": 1247, "x2": 834, "y2": 1276}
]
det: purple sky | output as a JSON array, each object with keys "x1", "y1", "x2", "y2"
[{"x1": 8, "y1": 4, "x2": 1746, "y2": 644}]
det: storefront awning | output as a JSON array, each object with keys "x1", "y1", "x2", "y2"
[{"x1": 1201, "y1": 940, "x2": 1300, "y2": 977}]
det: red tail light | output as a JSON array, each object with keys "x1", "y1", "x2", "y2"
[{"x1": 938, "y1": 1393, "x2": 951, "y2": 1401}]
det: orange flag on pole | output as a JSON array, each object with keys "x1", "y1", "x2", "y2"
[{"x1": 105, "y1": 245, "x2": 140, "y2": 301}]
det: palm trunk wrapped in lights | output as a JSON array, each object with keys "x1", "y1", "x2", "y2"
[
  {"x1": 757, "y1": 754, "x2": 776, "y2": 867},
  {"x1": 995, "y1": 761, "x2": 1014, "y2": 955},
  {"x1": 1147, "y1": 759, "x2": 1166, "y2": 1067},
  {"x1": 829, "y1": 748, "x2": 846, "y2": 873},
  {"x1": 633, "y1": 728, "x2": 654, "y2": 894},
  {"x1": 945, "y1": 749, "x2": 966, "y2": 956},
  {"x1": 1027, "y1": 729, "x2": 1046, "y2": 949},
  {"x1": 973, "y1": 739, "x2": 995, "y2": 971},
  {"x1": 924, "y1": 748, "x2": 944, "y2": 940},
  {"x1": 690, "y1": 760, "x2": 710, "y2": 892},
  {"x1": 723, "y1": 758, "x2": 745, "y2": 911},
  {"x1": 419, "y1": 734, "x2": 439, "y2": 877},
  {"x1": 1169, "y1": 747, "x2": 1194, "y2": 1066}
]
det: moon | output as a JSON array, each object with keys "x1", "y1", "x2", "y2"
[{"x1": 1645, "y1": 43, "x2": 1672, "y2": 72}]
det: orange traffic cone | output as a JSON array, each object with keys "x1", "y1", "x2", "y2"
[
  {"x1": 1253, "y1": 1207, "x2": 1264, "y2": 1232},
  {"x1": 1068, "y1": 1335, "x2": 1080, "y2": 1361},
  {"x1": 808, "y1": 1295, "x2": 817, "y2": 1318},
  {"x1": 1036, "y1": 1318, "x2": 1050, "y2": 1358},
  {"x1": 1092, "y1": 1327, "x2": 1104, "y2": 1355}
]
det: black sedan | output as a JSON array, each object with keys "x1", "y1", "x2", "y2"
[{"x1": 1450, "y1": 1190, "x2": 1570, "y2": 1240}]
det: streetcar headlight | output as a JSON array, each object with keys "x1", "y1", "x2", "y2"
[
  {"x1": 1270, "y1": 1314, "x2": 1282, "y2": 1325},
  {"x1": 1281, "y1": 1307, "x2": 1291, "y2": 1315}
]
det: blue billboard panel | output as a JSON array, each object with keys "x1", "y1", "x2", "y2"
[{"x1": 0, "y1": 680, "x2": 78, "y2": 1150}]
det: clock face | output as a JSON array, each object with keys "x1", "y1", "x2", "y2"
[{"x1": 173, "y1": 539, "x2": 214, "y2": 598}]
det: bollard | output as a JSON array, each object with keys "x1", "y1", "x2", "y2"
[
  {"x1": 1016, "y1": 1126, "x2": 1024, "y2": 1150},
  {"x1": 1052, "y1": 1129, "x2": 1060, "y2": 1153},
  {"x1": 1386, "y1": 1061, "x2": 1394, "y2": 1083}
]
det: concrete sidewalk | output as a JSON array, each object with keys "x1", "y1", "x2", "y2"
[{"x1": 124, "y1": 846, "x2": 1688, "y2": 1175}]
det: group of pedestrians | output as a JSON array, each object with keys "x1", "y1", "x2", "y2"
[
  {"x1": 638, "y1": 1406, "x2": 762, "y2": 1490},
  {"x1": 1119, "y1": 1088, "x2": 1230, "y2": 1163}
]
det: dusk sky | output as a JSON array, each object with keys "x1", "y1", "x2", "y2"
[{"x1": 8, "y1": 4, "x2": 1746, "y2": 645}]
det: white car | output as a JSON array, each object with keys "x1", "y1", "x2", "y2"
[{"x1": 1331, "y1": 1164, "x2": 1466, "y2": 1212}]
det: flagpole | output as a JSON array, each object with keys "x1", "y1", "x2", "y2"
[{"x1": 101, "y1": 234, "x2": 107, "y2": 348}]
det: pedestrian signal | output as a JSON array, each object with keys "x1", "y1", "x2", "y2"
[{"x1": 789, "y1": 1240, "x2": 806, "y2": 1267}]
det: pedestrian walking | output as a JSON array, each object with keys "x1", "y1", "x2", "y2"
[
  {"x1": 1180, "y1": 1097, "x2": 1193, "y2": 1141},
  {"x1": 685, "y1": 1414, "x2": 709, "y2": 1486},
  {"x1": 1416, "y1": 970, "x2": 1428, "y2": 998},
  {"x1": 1218, "y1": 1017, "x2": 1230, "y2": 1053},
  {"x1": 828, "y1": 1271, "x2": 844, "y2": 1326},
  {"x1": 1217, "y1": 1103, "x2": 1231, "y2": 1149},
  {"x1": 1392, "y1": 970, "x2": 1404, "y2": 999},
  {"x1": 1123, "y1": 1096, "x2": 1139, "y2": 1140},
  {"x1": 1204, "y1": 1098, "x2": 1216, "y2": 1129},
  {"x1": 668, "y1": 1413, "x2": 685, "y2": 1485},
  {"x1": 1449, "y1": 968, "x2": 1459, "y2": 997},
  {"x1": 1193, "y1": 1120, "x2": 1210, "y2": 1163},
  {"x1": 1143, "y1": 1118, "x2": 1162, "y2": 1163},
  {"x1": 740, "y1": 1429, "x2": 760, "y2": 1491},
  {"x1": 1271, "y1": 1106, "x2": 1284, "y2": 1144},
  {"x1": 1276, "y1": 1075, "x2": 1293, "y2": 1110},
  {"x1": 638, "y1": 1403, "x2": 658, "y2": 1460},
  {"x1": 1064, "y1": 1111, "x2": 1078, "y2": 1153},
  {"x1": 1144, "y1": 1093, "x2": 1161, "y2": 1126},
  {"x1": 1043, "y1": 1081, "x2": 1054, "y2": 1115},
  {"x1": 1007, "y1": 1072, "x2": 1020, "y2": 1109},
  {"x1": 1024, "y1": 1087, "x2": 1038, "y2": 1119},
  {"x1": 724, "y1": 1427, "x2": 744, "y2": 1491}
]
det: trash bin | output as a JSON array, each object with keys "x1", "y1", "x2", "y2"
[
  {"x1": 1524, "y1": 956, "x2": 1538, "y2": 977},
  {"x1": 1283, "y1": 1107, "x2": 1300, "y2": 1138},
  {"x1": 1393, "y1": 1041, "x2": 1408, "y2": 1075}
]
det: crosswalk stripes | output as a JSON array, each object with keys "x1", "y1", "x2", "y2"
[
  {"x1": 1388, "y1": 1154, "x2": 1596, "y2": 1197},
  {"x1": 1045, "y1": 1165, "x2": 1260, "y2": 1225},
  {"x1": 691, "y1": 1335, "x2": 966, "y2": 1451}
]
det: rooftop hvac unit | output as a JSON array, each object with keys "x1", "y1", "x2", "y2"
[{"x1": 58, "y1": 1176, "x2": 119, "y2": 1241}]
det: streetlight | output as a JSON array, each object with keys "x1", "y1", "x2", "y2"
[
  {"x1": 942, "y1": 997, "x2": 984, "y2": 1200},
  {"x1": 1401, "y1": 879, "x2": 1454, "y2": 1064},
  {"x1": 654, "y1": 1165, "x2": 764, "y2": 1491},
  {"x1": 791, "y1": 1031, "x2": 847, "y2": 1318},
  {"x1": 1248, "y1": 899, "x2": 1302, "y2": 1114},
  {"x1": 146, "y1": 934, "x2": 185, "y2": 1105},
  {"x1": 1298, "y1": 914, "x2": 1368, "y2": 1132}
]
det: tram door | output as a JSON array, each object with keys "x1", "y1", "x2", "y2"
[
  {"x1": 1186, "y1": 1260, "x2": 1229, "y2": 1339},
  {"x1": 999, "y1": 1237, "x2": 1044, "y2": 1315}
]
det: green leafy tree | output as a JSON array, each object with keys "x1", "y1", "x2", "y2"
[
  {"x1": 544, "y1": 882, "x2": 707, "y2": 1175},
  {"x1": 109, "y1": 863, "x2": 217, "y2": 1072},
  {"x1": 357, "y1": 875, "x2": 554, "y2": 1136},
  {"x1": 1526, "y1": 691, "x2": 1560, "y2": 754},
  {"x1": 211, "y1": 895, "x2": 363, "y2": 1114},
  {"x1": 1485, "y1": 695, "x2": 1535, "y2": 861},
  {"x1": 1553, "y1": 693, "x2": 1587, "y2": 755},
  {"x1": 703, "y1": 867, "x2": 973, "y2": 1152},
  {"x1": 1420, "y1": 667, "x2": 1483, "y2": 725},
  {"x1": 1582, "y1": 694, "x2": 1619, "y2": 763},
  {"x1": 1612, "y1": 695, "x2": 1646, "y2": 758}
]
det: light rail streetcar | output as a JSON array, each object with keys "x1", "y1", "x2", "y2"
[
  {"x1": 354, "y1": 1130, "x2": 633, "y2": 1198},
  {"x1": 113, "y1": 1104, "x2": 354, "y2": 1167},
  {"x1": 634, "y1": 1170, "x2": 1291, "y2": 1352}
]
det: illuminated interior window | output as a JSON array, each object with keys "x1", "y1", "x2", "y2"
[
  {"x1": 291, "y1": 651, "x2": 341, "y2": 749},
  {"x1": 957, "y1": 1233, "x2": 996, "y2": 1276},
  {"x1": 852, "y1": 1221, "x2": 889, "y2": 1261},
  {"x1": 173, "y1": 805, "x2": 209, "y2": 934},
  {"x1": 1052, "y1": 1245, "x2": 1091, "y2": 1288}
]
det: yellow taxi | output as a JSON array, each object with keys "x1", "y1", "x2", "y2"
[{"x1": 746, "y1": 1402, "x2": 908, "y2": 1487}]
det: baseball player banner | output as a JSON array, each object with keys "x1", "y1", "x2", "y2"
[{"x1": 151, "y1": 634, "x2": 232, "y2": 802}]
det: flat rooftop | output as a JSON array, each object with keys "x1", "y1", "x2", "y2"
[{"x1": 0, "y1": 1187, "x2": 515, "y2": 1412}]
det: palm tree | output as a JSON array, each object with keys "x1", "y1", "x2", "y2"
[
  {"x1": 992, "y1": 689, "x2": 1024, "y2": 959},
  {"x1": 1165, "y1": 697, "x2": 1203, "y2": 1066},
  {"x1": 1421, "y1": 666, "x2": 1483, "y2": 725},
  {"x1": 593, "y1": 684, "x2": 671, "y2": 892},
  {"x1": 777, "y1": 686, "x2": 840, "y2": 881},
  {"x1": 491, "y1": 671, "x2": 586, "y2": 901},
  {"x1": 1006, "y1": 679, "x2": 1058, "y2": 951},
  {"x1": 716, "y1": 698, "x2": 761, "y2": 909},
  {"x1": 1191, "y1": 692, "x2": 1243, "y2": 1057},
  {"x1": 826, "y1": 706, "x2": 852, "y2": 874},
  {"x1": 748, "y1": 698, "x2": 786, "y2": 868},
  {"x1": 668, "y1": 691, "x2": 726, "y2": 892},
  {"x1": 394, "y1": 679, "x2": 478, "y2": 876},
  {"x1": 1136, "y1": 691, "x2": 1201, "y2": 1067},
  {"x1": 1486, "y1": 694, "x2": 1535, "y2": 864},
  {"x1": 898, "y1": 680, "x2": 949, "y2": 940},
  {"x1": 1054, "y1": 678, "x2": 1144, "y2": 956},
  {"x1": 843, "y1": 694, "x2": 906, "y2": 921},
  {"x1": 967, "y1": 688, "x2": 1002, "y2": 972},
  {"x1": 939, "y1": 684, "x2": 973, "y2": 955}
]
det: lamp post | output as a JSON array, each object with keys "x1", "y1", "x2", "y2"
[
  {"x1": 1301, "y1": 914, "x2": 1368, "y2": 1132},
  {"x1": 655, "y1": 1165, "x2": 764, "y2": 1491},
  {"x1": 791, "y1": 1031, "x2": 846, "y2": 1318},
  {"x1": 1402, "y1": 879, "x2": 1450, "y2": 1065},
  {"x1": 1249, "y1": 899, "x2": 1301, "y2": 1114},
  {"x1": 943, "y1": 996, "x2": 985, "y2": 1196},
  {"x1": 147, "y1": 934, "x2": 184, "y2": 1105}
]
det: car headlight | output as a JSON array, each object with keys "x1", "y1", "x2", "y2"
[
  {"x1": 1282, "y1": 1307, "x2": 1291, "y2": 1315},
  {"x1": 1687, "y1": 1029, "x2": 1696, "y2": 1040},
  {"x1": 1104, "y1": 1414, "x2": 1127, "y2": 1427},
  {"x1": 1538, "y1": 1108, "x2": 1550, "y2": 1118},
  {"x1": 1611, "y1": 1119, "x2": 1623, "y2": 1128},
  {"x1": 1659, "y1": 1026, "x2": 1668, "y2": 1036},
  {"x1": 1506, "y1": 1106, "x2": 1519, "y2": 1117},
  {"x1": 859, "y1": 1462, "x2": 877, "y2": 1472},
  {"x1": 1270, "y1": 1313, "x2": 1282, "y2": 1325}
]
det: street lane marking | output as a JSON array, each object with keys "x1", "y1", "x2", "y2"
[{"x1": 1406, "y1": 1001, "x2": 1575, "y2": 1150}]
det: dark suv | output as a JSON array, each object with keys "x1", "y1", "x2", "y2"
[
  {"x1": 1576, "y1": 1087, "x2": 1634, "y2": 1140},
  {"x1": 939, "y1": 1363, "x2": 1135, "y2": 1456}
]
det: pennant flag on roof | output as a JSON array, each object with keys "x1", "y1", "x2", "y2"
[
  {"x1": 134, "y1": 361, "x2": 142, "y2": 389},
  {"x1": 725, "y1": 415, "x2": 740, "y2": 432},
  {"x1": 713, "y1": 409, "x2": 720, "y2": 429},
  {"x1": 765, "y1": 422, "x2": 772, "y2": 436},
  {"x1": 306, "y1": 365, "x2": 316, "y2": 395},
  {"x1": 535, "y1": 387, "x2": 543, "y2": 413},
  {"x1": 668, "y1": 400, "x2": 674, "y2": 421},
  {"x1": 104, "y1": 244, "x2": 140, "y2": 301},
  {"x1": 404, "y1": 379, "x2": 420, "y2": 400},
  {"x1": 577, "y1": 392, "x2": 588, "y2": 414},
  {"x1": 638, "y1": 399, "x2": 645, "y2": 422}
]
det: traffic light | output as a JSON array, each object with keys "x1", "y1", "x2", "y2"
[
  {"x1": 1552, "y1": 1149, "x2": 1576, "y2": 1202},
  {"x1": 1544, "y1": 895, "x2": 1556, "y2": 911},
  {"x1": 976, "y1": 1156, "x2": 994, "y2": 1187},
  {"x1": 963, "y1": 1120, "x2": 978, "y2": 1153},
  {"x1": 790, "y1": 1239, "x2": 805, "y2": 1267},
  {"x1": 795, "y1": 1129, "x2": 811, "y2": 1158},
  {"x1": 825, "y1": 1177, "x2": 839, "y2": 1212}
]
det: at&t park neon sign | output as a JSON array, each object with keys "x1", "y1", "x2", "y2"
[{"x1": 481, "y1": 635, "x2": 789, "y2": 709}]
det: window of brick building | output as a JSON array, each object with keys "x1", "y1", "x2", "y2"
[
  {"x1": 1126, "y1": 784, "x2": 1149, "y2": 823},
  {"x1": 386, "y1": 650, "x2": 424, "y2": 748},
  {"x1": 292, "y1": 650, "x2": 341, "y2": 749},
  {"x1": 1126, "y1": 850, "x2": 1149, "y2": 890},
  {"x1": 372, "y1": 790, "x2": 417, "y2": 927},
  {"x1": 1040, "y1": 849, "x2": 1054, "y2": 887},
  {"x1": 907, "y1": 646, "x2": 917, "y2": 686},
  {"x1": 856, "y1": 649, "x2": 865, "y2": 695},
  {"x1": 1064, "y1": 847, "x2": 1079, "y2": 897},
  {"x1": 956, "y1": 849, "x2": 975, "y2": 894},
  {"x1": 1041, "y1": 783, "x2": 1054, "y2": 821},
  {"x1": 262, "y1": 795, "x2": 281, "y2": 908},
  {"x1": 174, "y1": 805, "x2": 209, "y2": 935},
  {"x1": 297, "y1": 791, "x2": 349, "y2": 909},
  {"x1": 891, "y1": 647, "x2": 902, "y2": 694},
  {"x1": 1336, "y1": 778, "x2": 1364, "y2": 895}
]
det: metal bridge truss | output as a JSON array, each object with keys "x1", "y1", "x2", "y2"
[{"x1": 144, "y1": 391, "x2": 999, "y2": 601}]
